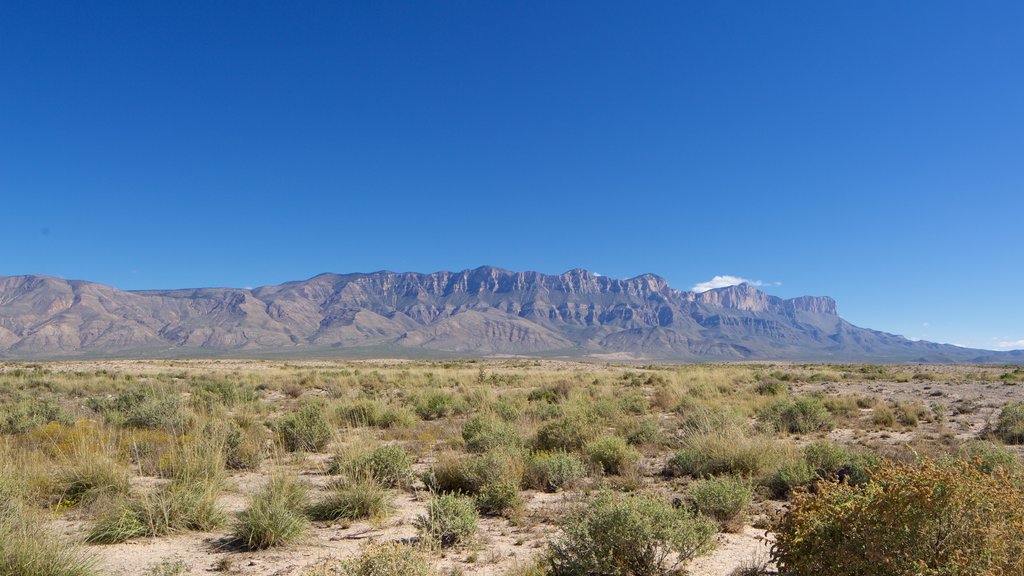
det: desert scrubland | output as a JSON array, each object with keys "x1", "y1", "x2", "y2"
[{"x1": 2, "y1": 359, "x2": 1024, "y2": 576}]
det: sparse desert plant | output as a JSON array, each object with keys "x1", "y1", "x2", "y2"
[
  {"x1": 757, "y1": 396, "x2": 832, "y2": 434},
  {"x1": 755, "y1": 379, "x2": 788, "y2": 396},
  {"x1": 584, "y1": 435, "x2": 640, "y2": 475},
  {"x1": 332, "y1": 444, "x2": 413, "y2": 488},
  {"x1": 278, "y1": 404, "x2": 333, "y2": 452},
  {"x1": 534, "y1": 413, "x2": 598, "y2": 452},
  {"x1": 997, "y1": 402, "x2": 1024, "y2": 444},
  {"x1": 146, "y1": 560, "x2": 186, "y2": 576},
  {"x1": 308, "y1": 476, "x2": 391, "y2": 522},
  {"x1": 687, "y1": 475, "x2": 753, "y2": 532},
  {"x1": 959, "y1": 440, "x2": 1024, "y2": 478},
  {"x1": 461, "y1": 414, "x2": 522, "y2": 453},
  {"x1": 0, "y1": 502, "x2": 97, "y2": 576},
  {"x1": 335, "y1": 542, "x2": 435, "y2": 576},
  {"x1": 621, "y1": 416, "x2": 661, "y2": 446},
  {"x1": 423, "y1": 448, "x2": 524, "y2": 495},
  {"x1": 225, "y1": 420, "x2": 268, "y2": 470},
  {"x1": 772, "y1": 458, "x2": 1024, "y2": 576},
  {"x1": 667, "y1": 429, "x2": 781, "y2": 480},
  {"x1": 233, "y1": 473, "x2": 309, "y2": 550},
  {"x1": 1, "y1": 394, "x2": 74, "y2": 435},
  {"x1": 86, "y1": 476, "x2": 225, "y2": 544},
  {"x1": 547, "y1": 491, "x2": 717, "y2": 576},
  {"x1": 415, "y1": 492, "x2": 479, "y2": 548},
  {"x1": 474, "y1": 478, "x2": 523, "y2": 517},
  {"x1": 523, "y1": 450, "x2": 586, "y2": 492},
  {"x1": 414, "y1": 392, "x2": 457, "y2": 420},
  {"x1": 55, "y1": 452, "x2": 131, "y2": 507},
  {"x1": 895, "y1": 402, "x2": 930, "y2": 427},
  {"x1": 871, "y1": 403, "x2": 897, "y2": 427}
]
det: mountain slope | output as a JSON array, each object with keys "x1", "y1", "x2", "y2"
[{"x1": 0, "y1": 268, "x2": 1019, "y2": 362}]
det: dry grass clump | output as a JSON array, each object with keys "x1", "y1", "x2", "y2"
[
  {"x1": 306, "y1": 543, "x2": 435, "y2": 576},
  {"x1": 308, "y1": 476, "x2": 392, "y2": 522},
  {"x1": 232, "y1": 473, "x2": 309, "y2": 550},
  {"x1": 666, "y1": 428, "x2": 782, "y2": 480},
  {"x1": 87, "y1": 431, "x2": 227, "y2": 543},
  {"x1": 1, "y1": 502, "x2": 97, "y2": 576}
]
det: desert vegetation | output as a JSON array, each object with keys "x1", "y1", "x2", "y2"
[{"x1": 0, "y1": 359, "x2": 1022, "y2": 575}]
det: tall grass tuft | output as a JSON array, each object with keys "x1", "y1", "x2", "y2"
[{"x1": 233, "y1": 473, "x2": 309, "y2": 550}]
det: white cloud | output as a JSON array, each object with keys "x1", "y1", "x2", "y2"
[
  {"x1": 995, "y1": 339, "x2": 1024, "y2": 349},
  {"x1": 691, "y1": 275, "x2": 780, "y2": 293}
]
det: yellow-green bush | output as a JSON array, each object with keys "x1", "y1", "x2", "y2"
[{"x1": 773, "y1": 458, "x2": 1024, "y2": 576}]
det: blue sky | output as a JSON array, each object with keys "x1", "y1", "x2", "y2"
[{"x1": 1, "y1": 1, "x2": 1021, "y2": 350}]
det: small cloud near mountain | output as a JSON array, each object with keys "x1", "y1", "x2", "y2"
[{"x1": 692, "y1": 275, "x2": 781, "y2": 293}]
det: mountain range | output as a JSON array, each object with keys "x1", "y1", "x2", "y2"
[{"x1": 0, "y1": 267, "x2": 1020, "y2": 363}]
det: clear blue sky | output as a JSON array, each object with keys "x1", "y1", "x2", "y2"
[{"x1": 1, "y1": 1, "x2": 1021, "y2": 350}]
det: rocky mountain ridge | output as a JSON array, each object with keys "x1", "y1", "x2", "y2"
[{"x1": 0, "y1": 267, "x2": 1019, "y2": 362}]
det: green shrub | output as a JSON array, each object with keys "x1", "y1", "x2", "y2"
[
  {"x1": 534, "y1": 414, "x2": 598, "y2": 452},
  {"x1": 1, "y1": 395, "x2": 73, "y2": 434},
  {"x1": 959, "y1": 440, "x2": 1024, "y2": 478},
  {"x1": 688, "y1": 475, "x2": 753, "y2": 531},
  {"x1": 618, "y1": 390, "x2": 650, "y2": 414},
  {"x1": 415, "y1": 493, "x2": 478, "y2": 548},
  {"x1": 622, "y1": 416, "x2": 661, "y2": 446},
  {"x1": 523, "y1": 451, "x2": 586, "y2": 492},
  {"x1": 462, "y1": 414, "x2": 522, "y2": 453},
  {"x1": 584, "y1": 435, "x2": 640, "y2": 475},
  {"x1": 308, "y1": 477, "x2": 391, "y2": 522},
  {"x1": 414, "y1": 393, "x2": 456, "y2": 420},
  {"x1": 997, "y1": 402, "x2": 1024, "y2": 444},
  {"x1": 0, "y1": 503, "x2": 97, "y2": 576},
  {"x1": 547, "y1": 492, "x2": 717, "y2": 576},
  {"x1": 755, "y1": 379, "x2": 788, "y2": 396},
  {"x1": 766, "y1": 442, "x2": 878, "y2": 498},
  {"x1": 233, "y1": 474, "x2": 309, "y2": 550},
  {"x1": 278, "y1": 404, "x2": 332, "y2": 452},
  {"x1": 474, "y1": 479, "x2": 523, "y2": 517},
  {"x1": 773, "y1": 458, "x2": 1024, "y2": 576},
  {"x1": 88, "y1": 388, "x2": 187, "y2": 431},
  {"x1": 757, "y1": 396, "x2": 832, "y2": 434},
  {"x1": 333, "y1": 444, "x2": 414, "y2": 488},
  {"x1": 766, "y1": 459, "x2": 816, "y2": 499},
  {"x1": 336, "y1": 542, "x2": 435, "y2": 576}
]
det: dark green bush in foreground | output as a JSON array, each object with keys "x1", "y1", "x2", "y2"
[{"x1": 547, "y1": 491, "x2": 716, "y2": 576}]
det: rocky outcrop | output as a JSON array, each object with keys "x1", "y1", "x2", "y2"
[{"x1": 0, "y1": 267, "x2": 1019, "y2": 363}]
